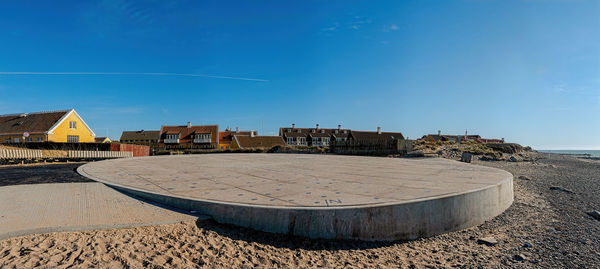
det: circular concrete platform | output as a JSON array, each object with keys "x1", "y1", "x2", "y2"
[{"x1": 78, "y1": 154, "x2": 513, "y2": 241}]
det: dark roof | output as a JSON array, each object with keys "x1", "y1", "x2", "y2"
[
  {"x1": 0, "y1": 110, "x2": 69, "y2": 135},
  {"x1": 281, "y1": 132, "x2": 309, "y2": 138},
  {"x1": 219, "y1": 131, "x2": 255, "y2": 143},
  {"x1": 160, "y1": 125, "x2": 219, "y2": 143},
  {"x1": 120, "y1": 130, "x2": 160, "y2": 141},
  {"x1": 234, "y1": 135, "x2": 285, "y2": 149},
  {"x1": 279, "y1": 127, "x2": 351, "y2": 137},
  {"x1": 308, "y1": 132, "x2": 331, "y2": 138},
  {"x1": 350, "y1": 130, "x2": 404, "y2": 141},
  {"x1": 331, "y1": 132, "x2": 350, "y2": 138},
  {"x1": 280, "y1": 127, "x2": 350, "y2": 133},
  {"x1": 95, "y1": 137, "x2": 111, "y2": 143}
]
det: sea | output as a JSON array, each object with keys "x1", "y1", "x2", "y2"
[{"x1": 539, "y1": 150, "x2": 600, "y2": 157}]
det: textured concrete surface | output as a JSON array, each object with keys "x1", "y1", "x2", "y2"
[
  {"x1": 0, "y1": 183, "x2": 200, "y2": 240},
  {"x1": 78, "y1": 154, "x2": 514, "y2": 241}
]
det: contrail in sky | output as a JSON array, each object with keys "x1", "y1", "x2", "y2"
[{"x1": 0, "y1": 72, "x2": 269, "y2": 82}]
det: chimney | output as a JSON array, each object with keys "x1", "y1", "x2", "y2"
[
  {"x1": 438, "y1": 130, "x2": 441, "y2": 136},
  {"x1": 338, "y1": 124, "x2": 341, "y2": 130},
  {"x1": 235, "y1": 127, "x2": 239, "y2": 133},
  {"x1": 316, "y1": 124, "x2": 319, "y2": 129},
  {"x1": 187, "y1": 122, "x2": 191, "y2": 128},
  {"x1": 251, "y1": 131, "x2": 255, "y2": 137},
  {"x1": 292, "y1": 123, "x2": 295, "y2": 129},
  {"x1": 377, "y1": 127, "x2": 382, "y2": 134}
]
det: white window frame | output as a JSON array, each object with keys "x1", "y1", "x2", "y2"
[
  {"x1": 298, "y1": 137, "x2": 307, "y2": 145},
  {"x1": 67, "y1": 135, "x2": 79, "y2": 143},
  {"x1": 69, "y1": 121, "x2": 77, "y2": 129}
]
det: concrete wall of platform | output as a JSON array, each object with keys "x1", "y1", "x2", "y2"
[{"x1": 99, "y1": 177, "x2": 513, "y2": 241}]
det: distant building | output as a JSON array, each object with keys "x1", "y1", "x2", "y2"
[
  {"x1": 421, "y1": 130, "x2": 503, "y2": 143},
  {"x1": 218, "y1": 127, "x2": 256, "y2": 150},
  {"x1": 159, "y1": 122, "x2": 219, "y2": 149},
  {"x1": 231, "y1": 134, "x2": 286, "y2": 149},
  {"x1": 279, "y1": 124, "x2": 350, "y2": 147},
  {"x1": 120, "y1": 130, "x2": 160, "y2": 144},
  {"x1": 95, "y1": 137, "x2": 112, "y2": 143},
  {"x1": 479, "y1": 138, "x2": 504, "y2": 143},
  {"x1": 0, "y1": 109, "x2": 95, "y2": 143}
]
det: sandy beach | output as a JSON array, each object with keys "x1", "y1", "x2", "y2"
[{"x1": 1, "y1": 153, "x2": 599, "y2": 268}]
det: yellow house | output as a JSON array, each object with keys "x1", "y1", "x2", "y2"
[{"x1": 0, "y1": 109, "x2": 95, "y2": 143}]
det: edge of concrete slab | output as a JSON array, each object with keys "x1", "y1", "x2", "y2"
[
  {"x1": 78, "y1": 158, "x2": 514, "y2": 241},
  {"x1": 0, "y1": 182, "x2": 212, "y2": 241},
  {"x1": 0, "y1": 219, "x2": 208, "y2": 241}
]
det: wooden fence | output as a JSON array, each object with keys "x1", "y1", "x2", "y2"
[
  {"x1": 0, "y1": 149, "x2": 132, "y2": 159},
  {"x1": 0, "y1": 149, "x2": 43, "y2": 159},
  {"x1": 67, "y1": 150, "x2": 133, "y2": 158}
]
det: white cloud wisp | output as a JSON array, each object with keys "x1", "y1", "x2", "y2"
[{"x1": 0, "y1": 72, "x2": 269, "y2": 82}]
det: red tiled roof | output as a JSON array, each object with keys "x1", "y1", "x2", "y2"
[
  {"x1": 0, "y1": 110, "x2": 69, "y2": 135},
  {"x1": 160, "y1": 125, "x2": 219, "y2": 143}
]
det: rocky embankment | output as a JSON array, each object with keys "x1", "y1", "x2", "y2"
[{"x1": 411, "y1": 140, "x2": 539, "y2": 162}]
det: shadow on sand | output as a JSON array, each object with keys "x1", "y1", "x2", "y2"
[
  {"x1": 108, "y1": 185, "x2": 406, "y2": 251},
  {"x1": 193, "y1": 218, "x2": 407, "y2": 251}
]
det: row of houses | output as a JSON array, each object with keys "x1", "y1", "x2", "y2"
[
  {"x1": 119, "y1": 123, "x2": 505, "y2": 151},
  {"x1": 119, "y1": 123, "x2": 407, "y2": 150},
  {"x1": 279, "y1": 124, "x2": 405, "y2": 147},
  {"x1": 120, "y1": 123, "x2": 285, "y2": 150}
]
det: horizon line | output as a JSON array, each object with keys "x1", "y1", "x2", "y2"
[{"x1": 0, "y1": 72, "x2": 269, "y2": 82}]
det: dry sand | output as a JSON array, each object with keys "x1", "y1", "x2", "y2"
[{"x1": 1, "y1": 153, "x2": 599, "y2": 268}]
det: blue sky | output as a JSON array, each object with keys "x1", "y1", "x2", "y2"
[{"x1": 0, "y1": 0, "x2": 598, "y2": 149}]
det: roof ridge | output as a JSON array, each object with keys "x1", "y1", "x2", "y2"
[
  {"x1": 0, "y1": 109, "x2": 71, "y2": 117},
  {"x1": 162, "y1": 125, "x2": 218, "y2": 128}
]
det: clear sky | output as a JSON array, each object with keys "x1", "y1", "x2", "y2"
[{"x1": 0, "y1": 1, "x2": 598, "y2": 149}]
